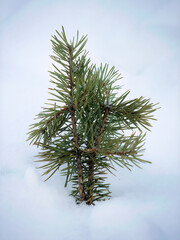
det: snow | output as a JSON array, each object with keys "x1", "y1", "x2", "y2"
[{"x1": 1, "y1": 0, "x2": 179, "y2": 239}]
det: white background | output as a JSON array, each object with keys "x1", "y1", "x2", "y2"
[{"x1": 0, "y1": 0, "x2": 179, "y2": 239}]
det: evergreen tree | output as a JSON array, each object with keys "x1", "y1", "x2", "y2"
[{"x1": 27, "y1": 26, "x2": 159, "y2": 205}]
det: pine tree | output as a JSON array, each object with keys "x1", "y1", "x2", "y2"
[{"x1": 27, "y1": 26, "x2": 159, "y2": 205}]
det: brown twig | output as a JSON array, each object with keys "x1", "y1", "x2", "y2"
[{"x1": 68, "y1": 45, "x2": 86, "y2": 202}]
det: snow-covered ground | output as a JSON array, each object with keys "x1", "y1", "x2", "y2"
[{"x1": 1, "y1": 1, "x2": 179, "y2": 239}]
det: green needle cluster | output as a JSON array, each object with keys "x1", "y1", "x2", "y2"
[{"x1": 27, "y1": 26, "x2": 159, "y2": 205}]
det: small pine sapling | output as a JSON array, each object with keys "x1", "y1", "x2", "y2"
[{"x1": 27, "y1": 27, "x2": 159, "y2": 205}]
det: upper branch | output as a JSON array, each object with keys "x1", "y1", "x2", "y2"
[{"x1": 111, "y1": 96, "x2": 159, "y2": 131}]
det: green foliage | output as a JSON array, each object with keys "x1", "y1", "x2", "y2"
[{"x1": 27, "y1": 26, "x2": 159, "y2": 205}]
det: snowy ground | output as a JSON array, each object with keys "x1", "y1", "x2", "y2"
[
  {"x1": 1, "y1": 1, "x2": 179, "y2": 240},
  {"x1": 0, "y1": 167, "x2": 179, "y2": 240}
]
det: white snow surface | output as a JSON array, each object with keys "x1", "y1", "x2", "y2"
[{"x1": 0, "y1": 1, "x2": 179, "y2": 240}]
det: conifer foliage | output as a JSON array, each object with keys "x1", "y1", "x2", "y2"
[{"x1": 27, "y1": 26, "x2": 159, "y2": 205}]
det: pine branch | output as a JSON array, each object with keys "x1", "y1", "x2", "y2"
[
  {"x1": 111, "y1": 97, "x2": 159, "y2": 131},
  {"x1": 27, "y1": 26, "x2": 159, "y2": 205}
]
